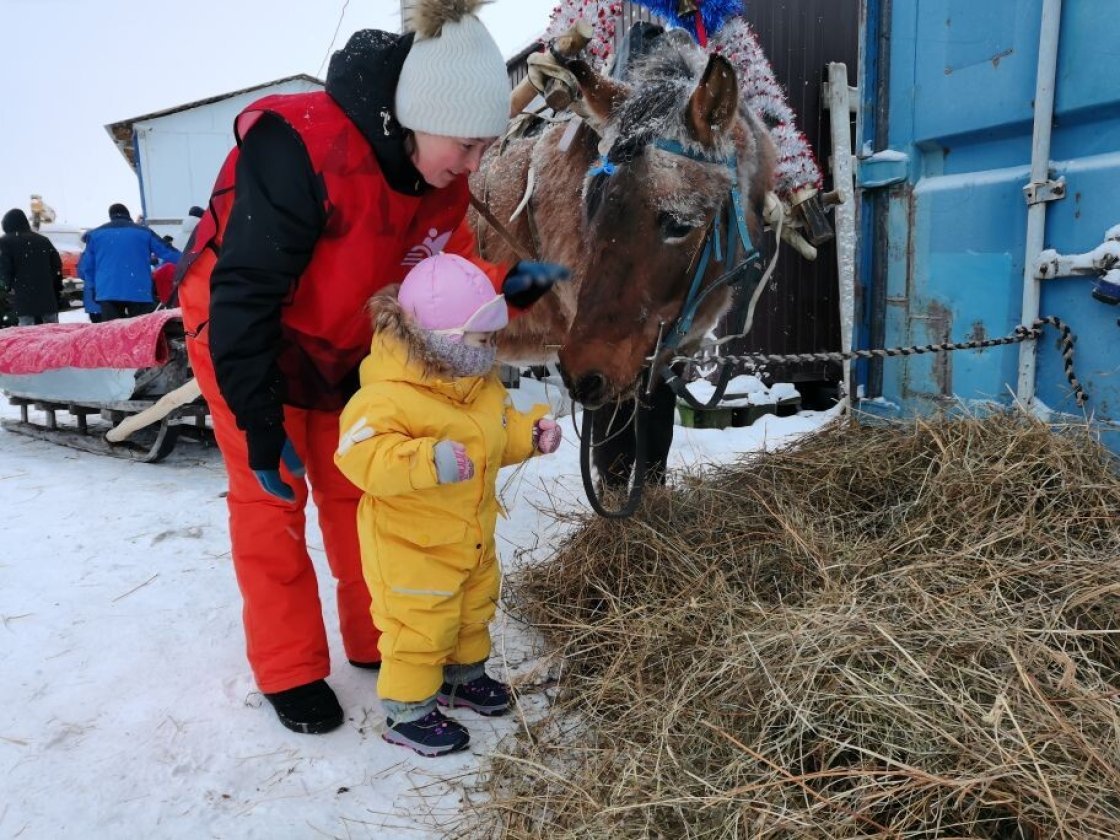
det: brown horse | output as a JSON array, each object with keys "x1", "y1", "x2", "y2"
[{"x1": 472, "y1": 30, "x2": 775, "y2": 487}]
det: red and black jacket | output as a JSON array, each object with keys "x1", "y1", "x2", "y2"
[{"x1": 177, "y1": 29, "x2": 506, "y2": 442}]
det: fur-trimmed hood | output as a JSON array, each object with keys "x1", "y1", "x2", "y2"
[{"x1": 361, "y1": 292, "x2": 495, "y2": 400}]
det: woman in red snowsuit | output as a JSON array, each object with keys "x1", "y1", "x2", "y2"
[{"x1": 177, "y1": 0, "x2": 566, "y2": 734}]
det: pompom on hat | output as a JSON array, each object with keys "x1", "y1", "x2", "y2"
[
  {"x1": 395, "y1": 0, "x2": 511, "y2": 139},
  {"x1": 398, "y1": 253, "x2": 509, "y2": 336}
]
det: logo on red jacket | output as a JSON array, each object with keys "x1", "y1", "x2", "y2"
[{"x1": 402, "y1": 228, "x2": 454, "y2": 267}]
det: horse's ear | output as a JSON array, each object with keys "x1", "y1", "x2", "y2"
[
  {"x1": 567, "y1": 59, "x2": 629, "y2": 123},
  {"x1": 687, "y1": 54, "x2": 739, "y2": 147}
]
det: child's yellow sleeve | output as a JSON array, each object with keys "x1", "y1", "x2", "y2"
[{"x1": 334, "y1": 388, "x2": 441, "y2": 497}]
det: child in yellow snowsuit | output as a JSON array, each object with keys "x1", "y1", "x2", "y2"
[{"x1": 335, "y1": 253, "x2": 562, "y2": 756}]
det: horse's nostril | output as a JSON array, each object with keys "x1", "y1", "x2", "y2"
[{"x1": 572, "y1": 372, "x2": 608, "y2": 406}]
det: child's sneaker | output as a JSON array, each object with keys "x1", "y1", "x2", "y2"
[
  {"x1": 383, "y1": 709, "x2": 470, "y2": 757},
  {"x1": 437, "y1": 673, "x2": 510, "y2": 716}
]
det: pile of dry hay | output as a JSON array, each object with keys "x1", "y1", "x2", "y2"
[{"x1": 468, "y1": 413, "x2": 1120, "y2": 839}]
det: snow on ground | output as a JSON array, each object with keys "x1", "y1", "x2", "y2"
[{"x1": 0, "y1": 324, "x2": 838, "y2": 838}]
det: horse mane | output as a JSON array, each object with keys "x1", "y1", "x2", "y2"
[{"x1": 604, "y1": 35, "x2": 739, "y2": 165}]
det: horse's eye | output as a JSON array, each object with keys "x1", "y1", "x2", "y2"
[{"x1": 658, "y1": 212, "x2": 695, "y2": 242}]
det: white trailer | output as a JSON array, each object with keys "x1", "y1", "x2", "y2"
[{"x1": 105, "y1": 75, "x2": 323, "y2": 241}]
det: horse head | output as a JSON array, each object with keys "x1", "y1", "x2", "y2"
[
  {"x1": 475, "y1": 35, "x2": 774, "y2": 409},
  {"x1": 558, "y1": 41, "x2": 773, "y2": 408}
]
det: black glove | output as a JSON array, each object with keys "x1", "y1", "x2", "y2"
[{"x1": 502, "y1": 261, "x2": 571, "y2": 310}]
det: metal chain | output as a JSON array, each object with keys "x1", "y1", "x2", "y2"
[{"x1": 664, "y1": 316, "x2": 1088, "y2": 406}]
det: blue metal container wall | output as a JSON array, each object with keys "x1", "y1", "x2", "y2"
[{"x1": 860, "y1": 0, "x2": 1120, "y2": 450}]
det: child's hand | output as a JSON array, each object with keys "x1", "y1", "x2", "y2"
[
  {"x1": 433, "y1": 440, "x2": 475, "y2": 483},
  {"x1": 533, "y1": 417, "x2": 562, "y2": 454}
]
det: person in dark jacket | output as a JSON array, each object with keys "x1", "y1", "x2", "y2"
[
  {"x1": 176, "y1": 0, "x2": 568, "y2": 736},
  {"x1": 78, "y1": 203, "x2": 180, "y2": 320},
  {"x1": 0, "y1": 208, "x2": 64, "y2": 326}
]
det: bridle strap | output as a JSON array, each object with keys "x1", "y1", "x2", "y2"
[
  {"x1": 659, "y1": 184, "x2": 761, "y2": 356},
  {"x1": 469, "y1": 191, "x2": 537, "y2": 263},
  {"x1": 651, "y1": 137, "x2": 737, "y2": 168}
]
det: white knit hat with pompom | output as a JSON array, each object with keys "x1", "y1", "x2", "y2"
[{"x1": 395, "y1": 0, "x2": 510, "y2": 138}]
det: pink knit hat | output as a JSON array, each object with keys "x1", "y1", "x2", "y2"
[{"x1": 397, "y1": 253, "x2": 509, "y2": 334}]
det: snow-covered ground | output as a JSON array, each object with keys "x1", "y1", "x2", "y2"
[{"x1": 0, "y1": 316, "x2": 837, "y2": 838}]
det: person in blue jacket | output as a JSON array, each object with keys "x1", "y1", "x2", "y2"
[
  {"x1": 78, "y1": 203, "x2": 181, "y2": 320},
  {"x1": 78, "y1": 231, "x2": 101, "y2": 323}
]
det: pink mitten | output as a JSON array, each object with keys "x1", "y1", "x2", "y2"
[
  {"x1": 533, "y1": 417, "x2": 562, "y2": 454},
  {"x1": 433, "y1": 440, "x2": 475, "y2": 483}
]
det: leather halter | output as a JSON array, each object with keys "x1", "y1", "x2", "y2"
[{"x1": 584, "y1": 135, "x2": 763, "y2": 371}]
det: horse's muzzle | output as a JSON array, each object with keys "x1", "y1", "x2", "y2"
[{"x1": 566, "y1": 371, "x2": 610, "y2": 409}]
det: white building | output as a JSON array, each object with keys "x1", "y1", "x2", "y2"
[{"x1": 105, "y1": 74, "x2": 323, "y2": 240}]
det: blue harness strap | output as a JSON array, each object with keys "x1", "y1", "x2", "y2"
[
  {"x1": 729, "y1": 184, "x2": 753, "y2": 265},
  {"x1": 589, "y1": 155, "x2": 618, "y2": 177},
  {"x1": 675, "y1": 234, "x2": 715, "y2": 339},
  {"x1": 663, "y1": 182, "x2": 760, "y2": 352},
  {"x1": 652, "y1": 137, "x2": 737, "y2": 169}
]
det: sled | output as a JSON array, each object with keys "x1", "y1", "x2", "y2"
[{"x1": 0, "y1": 310, "x2": 210, "y2": 463}]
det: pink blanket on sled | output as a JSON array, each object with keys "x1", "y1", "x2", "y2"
[{"x1": 0, "y1": 309, "x2": 184, "y2": 376}]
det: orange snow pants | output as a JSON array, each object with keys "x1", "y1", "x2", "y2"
[{"x1": 186, "y1": 335, "x2": 381, "y2": 694}]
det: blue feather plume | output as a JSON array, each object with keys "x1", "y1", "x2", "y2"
[{"x1": 631, "y1": 0, "x2": 744, "y2": 41}]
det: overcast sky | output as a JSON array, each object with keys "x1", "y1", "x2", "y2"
[{"x1": 0, "y1": 0, "x2": 556, "y2": 226}]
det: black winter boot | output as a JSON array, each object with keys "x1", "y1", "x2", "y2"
[
  {"x1": 348, "y1": 659, "x2": 382, "y2": 670},
  {"x1": 264, "y1": 679, "x2": 344, "y2": 734}
]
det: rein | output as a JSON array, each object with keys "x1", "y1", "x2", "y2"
[
  {"x1": 469, "y1": 191, "x2": 537, "y2": 263},
  {"x1": 579, "y1": 377, "x2": 651, "y2": 519}
]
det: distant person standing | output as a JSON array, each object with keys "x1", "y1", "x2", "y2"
[
  {"x1": 78, "y1": 231, "x2": 102, "y2": 323},
  {"x1": 0, "y1": 208, "x2": 63, "y2": 326},
  {"x1": 78, "y1": 203, "x2": 180, "y2": 320},
  {"x1": 152, "y1": 236, "x2": 178, "y2": 305},
  {"x1": 172, "y1": 205, "x2": 205, "y2": 252}
]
